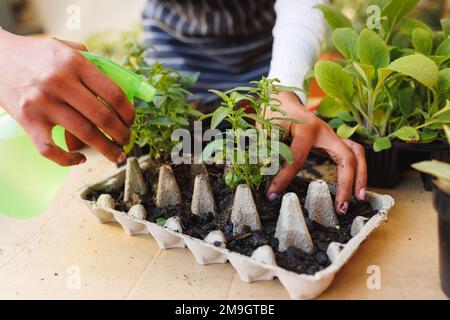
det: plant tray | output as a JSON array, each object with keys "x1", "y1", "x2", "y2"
[{"x1": 77, "y1": 156, "x2": 394, "y2": 299}]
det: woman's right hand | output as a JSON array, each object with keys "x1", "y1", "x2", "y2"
[{"x1": 0, "y1": 29, "x2": 135, "y2": 166}]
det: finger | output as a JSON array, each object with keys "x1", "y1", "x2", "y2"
[
  {"x1": 54, "y1": 38, "x2": 88, "y2": 51},
  {"x1": 28, "y1": 121, "x2": 86, "y2": 166},
  {"x1": 62, "y1": 82, "x2": 131, "y2": 146},
  {"x1": 342, "y1": 138, "x2": 367, "y2": 201},
  {"x1": 266, "y1": 125, "x2": 315, "y2": 200},
  {"x1": 77, "y1": 58, "x2": 135, "y2": 127},
  {"x1": 65, "y1": 131, "x2": 85, "y2": 151},
  {"x1": 47, "y1": 102, "x2": 127, "y2": 164},
  {"x1": 324, "y1": 136, "x2": 356, "y2": 214}
]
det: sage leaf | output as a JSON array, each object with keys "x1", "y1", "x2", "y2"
[
  {"x1": 314, "y1": 4, "x2": 353, "y2": 30},
  {"x1": 381, "y1": 0, "x2": 420, "y2": 39},
  {"x1": 385, "y1": 54, "x2": 439, "y2": 89},
  {"x1": 411, "y1": 28, "x2": 433, "y2": 55},
  {"x1": 333, "y1": 28, "x2": 359, "y2": 60},
  {"x1": 318, "y1": 96, "x2": 347, "y2": 118},
  {"x1": 412, "y1": 160, "x2": 450, "y2": 182},
  {"x1": 358, "y1": 29, "x2": 390, "y2": 69},
  {"x1": 442, "y1": 19, "x2": 450, "y2": 38},
  {"x1": 394, "y1": 126, "x2": 419, "y2": 142},
  {"x1": 373, "y1": 137, "x2": 392, "y2": 152},
  {"x1": 314, "y1": 61, "x2": 354, "y2": 101},
  {"x1": 337, "y1": 124, "x2": 359, "y2": 138},
  {"x1": 436, "y1": 38, "x2": 450, "y2": 57}
]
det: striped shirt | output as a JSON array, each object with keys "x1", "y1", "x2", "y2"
[{"x1": 142, "y1": 0, "x2": 326, "y2": 103}]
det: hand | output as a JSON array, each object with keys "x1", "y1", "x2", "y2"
[
  {"x1": 266, "y1": 91, "x2": 367, "y2": 214},
  {"x1": 0, "y1": 30, "x2": 135, "y2": 166}
]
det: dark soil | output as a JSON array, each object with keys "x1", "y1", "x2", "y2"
[{"x1": 86, "y1": 160, "x2": 377, "y2": 276}]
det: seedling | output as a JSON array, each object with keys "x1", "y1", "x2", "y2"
[
  {"x1": 315, "y1": 1, "x2": 450, "y2": 151},
  {"x1": 200, "y1": 77, "x2": 301, "y2": 189},
  {"x1": 412, "y1": 125, "x2": 450, "y2": 193},
  {"x1": 121, "y1": 44, "x2": 203, "y2": 160}
]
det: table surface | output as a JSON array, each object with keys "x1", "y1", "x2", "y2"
[{"x1": 0, "y1": 148, "x2": 448, "y2": 300}]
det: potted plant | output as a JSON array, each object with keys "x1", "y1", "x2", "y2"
[
  {"x1": 313, "y1": 0, "x2": 450, "y2": 188},
  {"x1": 412, "y1": 125, "x2": 450, "y2": 298}
]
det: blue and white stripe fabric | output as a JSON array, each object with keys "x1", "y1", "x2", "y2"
[{"x1": 142, "y1": 0, "x2": 276, "y2": 103}]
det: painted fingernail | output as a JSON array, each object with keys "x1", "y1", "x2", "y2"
[
  {"x1": 267, "y1": 193, "x2": 279, "y2": 202},
  {"x1": 117, "y1": 152, "x2": 127, "y2": 163},
  {"x1": 338, "y1": 202, "x2": 348, "y2": 215},
  {"x1": 359, "y1": 188, "x2": 366, "y2": 200}
]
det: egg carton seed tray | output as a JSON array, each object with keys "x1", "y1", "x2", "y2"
[{"x1": 77, "y1": 156, "x2": 394, "y2": 300}]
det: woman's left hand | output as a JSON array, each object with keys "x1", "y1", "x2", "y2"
[{"x1": 266, "y1": 91, "x2": 367, "y2": 215}]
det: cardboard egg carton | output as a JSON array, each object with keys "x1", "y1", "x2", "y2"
[{"x1": 77, "y1": 156, "x2": 394, "y2": 299}]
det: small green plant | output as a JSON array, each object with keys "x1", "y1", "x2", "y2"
[
  {"x1": 121, "y1": 44, "x2": 203, "y2": 161},
  {"x1": 314, "y1": 0, "x2": 450, "y2": 152},
  {"x1": 200, "y1": 77, "x2": 301, "y2": 189},
  {"x1": 413, "y1": 125, "x2": 450, "y2": 193}
]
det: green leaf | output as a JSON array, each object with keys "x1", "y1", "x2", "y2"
[
  {"x1": 156, "y1": 218, "x2": 167, "y2": 226},
  {"x1": 397, "y1": 86, "x2": 416, "y2": 117},
  {"x1": 381, "y1": 0, "x2": 420, "y2": 39},
  {"x1": 384, "y1": 54, "x2": 439, "y2": 89},
  {"x1": 373, "y1": 137, "x2": 392, "y2": 152},
  {"x1": 329, "y1": 118, "x2": 344, "y2": 129},
  {"x1": 438, "y1": 68, "x2": 450, "y2": 102},
  {"x1": 421, "y1": 128, "x2": 438, "y2": 143},
  {"x1": 201, "y1": 138, "x2": 226, "y2": 162},
  {"x1": 150, "y1": 116, "x2": 174, "y2": 126},
  {"x1": 445, "y1": 125, "x2": 450, "y2": 144},
  {"x1": 317, "y1": 97, "x2": 347, "y2": 118},
  {"x1": 314, "y1": 61, "x2": 354, "y2": 101},
  {"x1": 394, "y1": 126, "x2": 419, "y2": 142},
  {"x1": 337, "y1": 124, "x2": 359, "y2": 138},
  {"x1": 270, "y1": 140, "x2": 293, "y2": 164},
  {"x1": 442, "y1": 19, "x2": 450, "y2": 38},
  {"x1": 411, "y1": 28, "x2": 433, "y2": 55},
  {"x1": 412, "y1": 160, "x2": 450, "y2": 181},
  {"x1": 333, "y1": 28, "x2": 359, "y2": 60},
  {"x1": 400, "y1": 18, "x2": 432, "y2": 36},
  {"x1": 208, "y1": 89, "x2": 229, "y2": 101},
  {"x1": 432, "y1": 101, "x2": 450, "y2": 123},
  {"x1": 211, "y1": 106, "x2": 231, "y2": 129},
  {"x1": 436, "y1": 38, "x2": 450, "y2": 57},
  {"x1": 314, "y1": 4, "x2": 352, "y2": 30},
  {"x1": 174, "y1": 116, "x2": 189, "y2": 126},
  {"x1": 358, "y1": 29, "x2": 390, "y2": 69}
]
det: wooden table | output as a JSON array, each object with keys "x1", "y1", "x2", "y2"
[{"x1": 0, "y1": 148, "x2": 448, "y2": 299}]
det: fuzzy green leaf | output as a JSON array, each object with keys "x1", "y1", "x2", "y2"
[
  {"x1": 381, "y1": 0, "x2": 420, "y2": 39},
  {"x1": 337, "y1": 124, "x2": 359, "y2": 138},
  {"x1": 373, "y1": 137, "x2": 392, "y2": 152},
  {"x1": 333, "y1": 28, "x2": 359, "y2": 60},
  {"x1": 400, "y1": 18, "x2": 432, "y2": 36},
  {"x1": 394, "y1": 126, "x2": 419, "y2": 142},
  {"x1": 412, "y1": 160, "x2": 450, "y2": 181},
  {"x1": 358, "y1": 29, "x2": 390, "y2": 69},
  {"x1": 317, "y1": 96, "x2": 347, "y2": 118},
  {"x1": 442, "y1": 19, "x2": 450, "y2": 38},
  {"x1": 411, "y1": 28, "x2": 433, "y2": 55},
  {"x1": 314, "y1": 4, "x2": 353, "y2": 30},
  {"x1": 384, "y1": 54, "x2": 439, "y2": 89},
  {"x1": 211, "y1": 106, "x2": 231, "y2": 129},
  {"x1": 436, "y1": 38, "x2": 450, "y2": 57},
  {"x1": 270, "y1": 140, "x2": 293, "y2": 164},
  {"x1": 314, "y1": 61, "x2": 354, "y2": 101}
]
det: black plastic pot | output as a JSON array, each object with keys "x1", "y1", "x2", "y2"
[
  {"x1": 361, "y1": 141, "x2": 450, "y2": 189},
  {"x1": 362, "y1": 143, "x2": 401, "y2": 188},
  {"x1": 432, "y1": 183, "x2": 450, "y2": 298}
]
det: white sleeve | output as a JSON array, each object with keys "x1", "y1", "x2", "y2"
[{"x1": 268, "y1": 0, "x2": 327, "y2": 103}]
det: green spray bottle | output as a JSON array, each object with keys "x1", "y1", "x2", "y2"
[{"x1": 0, "y1": 52, "x2": 156, "y2": 219}]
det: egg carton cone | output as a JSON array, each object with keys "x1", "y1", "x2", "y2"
[{"x1": 77, "y1": 156, "x2": 394, "y2": 300}]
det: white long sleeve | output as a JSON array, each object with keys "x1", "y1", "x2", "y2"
[{"x1": 268, "y1": 0, "x2": 327, "y2": 102}]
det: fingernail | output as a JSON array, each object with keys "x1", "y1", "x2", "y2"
[
  {"x1": 267, "y1": 193, "x2": 279, "y2": 202},
  {"x1": 359, "y1": 188, "x2": 366, "y2": 200},
  {"x1": 338, "y1": 202, "x2": 348, "y2": 215},
  {"x1": 79, "y1": 157, "x2": 86, "y2": 164},
  {"x1": 117, "y1": 152, "x2": 127, "y2": 163}
]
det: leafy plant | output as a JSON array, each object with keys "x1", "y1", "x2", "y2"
[
  {"x1": 315, "y1": 1, "x2": 450, "y2": 152},
  {"x1": 122, "y1": 44, "x2": 203, "y2": 160},
  {"x1": 199, "y1": 77, "x2": 301, "y2": 189},
  {"x1": 412, "y1": 125, "x2": 450, "y2": 193}
]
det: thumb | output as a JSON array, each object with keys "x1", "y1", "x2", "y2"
[{"x1": 53, "y1": 37, "x2": 88, "y2": 51}]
